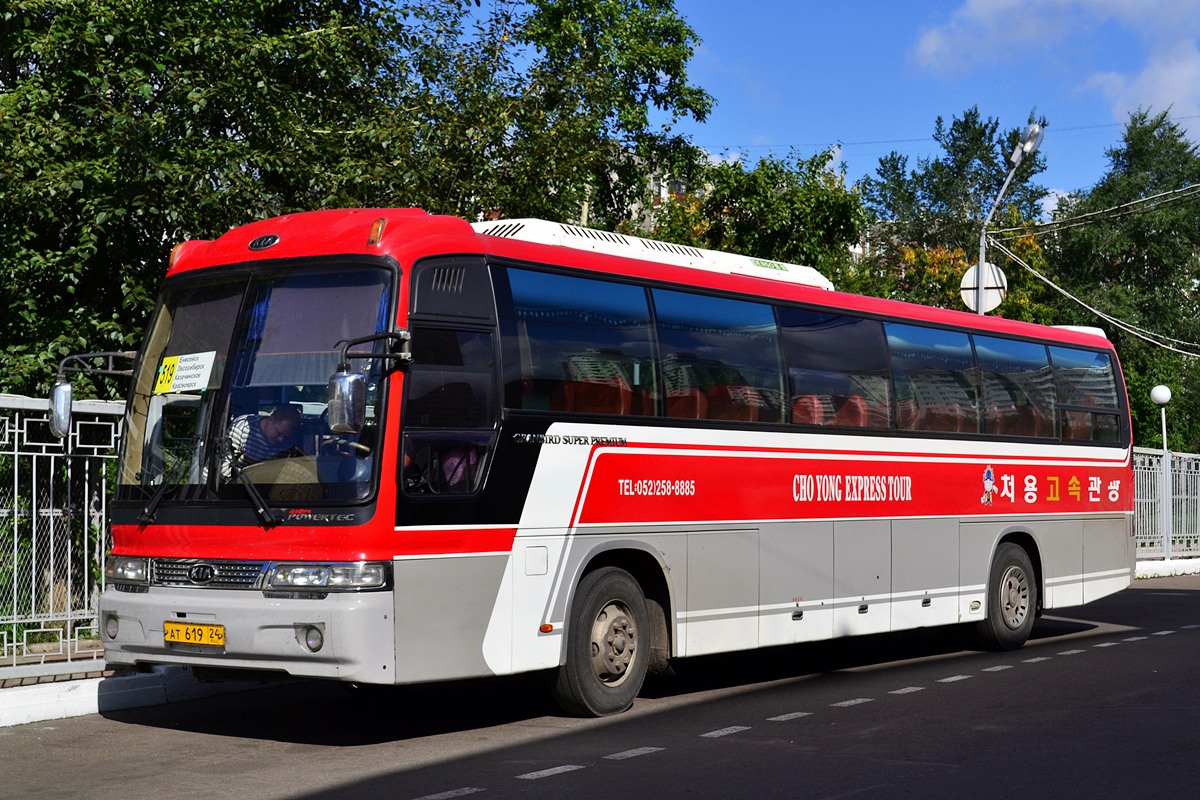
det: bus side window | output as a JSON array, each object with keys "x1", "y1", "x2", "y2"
[
  {"x1": 653, "y1": 289, "x2": 784, "y2": 424},
  {"x1": 499, "y1": 268, "x2": 657, "y2": 416},
  {"x1": 974, "y1": 335, "x2": 1054, "y2": 438},
  {"x1": 885, "y1": 323, "x2": 977, "y2": 434},
  {"x1": 403, "y1": 327, "x2": 497, "y2": 495},
  {"x1": 1050, "y1": 346, "x2": 1122, "y2": 443},
  {"x1": 778, "y1": 308, "x2": 889, "y2": 429}
]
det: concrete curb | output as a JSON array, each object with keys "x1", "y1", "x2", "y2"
[
  {"x1": 1136, "y1": 559, "x2": 1200, "y2": 579},
  {"x1": 0, "y1": 665, "x2": 257, "y2": 728}
]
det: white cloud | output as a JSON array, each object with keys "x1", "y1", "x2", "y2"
[
  {"x1": 912, "y1": 0, "x2": 1077, "y2": 76},
  {"x1": 705, "y1": 149, "x2": 744, "y2": 166},
  {"x1": 1040, "y1": 188, "x2": 1069, "y2": 219},
  {"x1": 913, "y1": 0, "x2": 1200, "y2": 134},
  {"x1": 1088, "y1": 39, "x2": 1200, "y2": 123}
]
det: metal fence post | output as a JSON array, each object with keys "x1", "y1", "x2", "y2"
[{"x1": 1163, "y1": 446, "x2": 1173, "y2": 559}]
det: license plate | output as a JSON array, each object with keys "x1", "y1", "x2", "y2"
[{"x1": 163, "y1": 621, "x2": 225, "y2": 647}]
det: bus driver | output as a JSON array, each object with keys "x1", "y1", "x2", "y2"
[{"x1": 227, "y1": 404, "x2": 302, "y2": 470}]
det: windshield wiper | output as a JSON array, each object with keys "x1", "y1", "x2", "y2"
[
  {"x1": 211, "y1": 437, "x2": 283, "y2": 527},
  {"x1": 138, "y1": 481, "x2": 172, "y2": 524},
  {"x1": 238, "y1": 470, "x2": 283, "y2": 527}
]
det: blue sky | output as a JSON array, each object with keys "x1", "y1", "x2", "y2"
[{"x1": 668, "y1": 0, "x2": 1200, "y2": 201}]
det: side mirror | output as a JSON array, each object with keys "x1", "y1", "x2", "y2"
[
  {"x1": 49, "y1": 381, "x2": 73, "y2": 439},
  {"x1": 326, "y1": 367, "x2": 366, "y2": 434}
]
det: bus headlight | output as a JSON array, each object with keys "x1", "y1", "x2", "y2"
[
  {"x1": 105, "y1": 556, "x2": 149, "y2": 585},
  {"x1": 268, "y1": 562, "x2": 389, "y2": 591}
]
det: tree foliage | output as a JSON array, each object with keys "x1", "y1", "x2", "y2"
[
  {"x1": 647, "y1": 149, "x2": 866, "y2": 275},
  {"x1": 0, "y1": 0, "x2": 710, "y2": 395},
  {"x1": 859, "y1": 106, "x2": 1047, "y2": 252},
  {"x1": 852, "y1": 106, "x2": 1058, "y2": 324},
  {"x1": 1046, "y1": 110, "x2": 1200, "y2": 449}
]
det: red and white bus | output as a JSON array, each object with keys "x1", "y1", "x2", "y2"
[{"x1": 54, "y1": 208, "x2": 1134, "y2": 716}]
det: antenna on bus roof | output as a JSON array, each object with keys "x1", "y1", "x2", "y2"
[{"x1": 471, "y1": 218, "x2": 835, "y2": 291}]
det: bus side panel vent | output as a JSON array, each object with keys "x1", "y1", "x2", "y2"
[{"x1": 431, "y1": 266, "x2": 465, "y2": 295}]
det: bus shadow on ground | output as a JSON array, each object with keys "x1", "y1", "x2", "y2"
[
  {"x1": 101, "y1": 669, "x2": 562, "y2": 745},
  {"x1": 639, "y1": 616, "x2": 1094, "y2": 702},
  {"x1": 100, "y1": 616, "x2": 1096, "y2": 746}
]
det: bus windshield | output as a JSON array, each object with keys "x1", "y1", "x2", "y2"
[{"x1": 117, "y1": 265, "x2": 392, "y2": 505}]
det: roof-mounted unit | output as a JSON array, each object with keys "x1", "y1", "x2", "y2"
[{"x1": 471, "y1": 218, "x2": 834, "y2": 291}]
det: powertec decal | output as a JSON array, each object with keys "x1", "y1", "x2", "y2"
[
  {"x1": 574, "y1": 446, "x2": 1131, "y2": 526},
  {"x1": 154, "y1": 351, "x2": 216, "y2": 394}
]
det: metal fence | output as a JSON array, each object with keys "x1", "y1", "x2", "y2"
[
  {"x1": 1134, "y1": 446, "x2": 1200, "y2": 559},
  {"x1": 0, "y1": 394, "x2": 122, "y2": 679},
  {"x1": 0, "y1": 393, "x2": 1196, "y2": 682}
]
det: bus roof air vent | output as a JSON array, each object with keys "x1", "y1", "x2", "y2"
[{"x1": 472, "y1": 218, "x2": 834, "y2": 291}]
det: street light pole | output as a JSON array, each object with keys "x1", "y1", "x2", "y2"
[
  {"x1": 1152, "y1": 385, "x2": 1173, "y2": 559},
  {"x1": 976, "y1": 123, "x2": 1044, "y2": 315}
]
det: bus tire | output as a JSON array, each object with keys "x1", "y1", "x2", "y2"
[
  {"x1": 554, "y1": 567, "x2": 649, "y2": 717},
  {"x1": 975, "y1": 542, "x2": 1037, "y2": 651}
]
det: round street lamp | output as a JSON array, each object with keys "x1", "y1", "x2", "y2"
[{"x1": 1152, "y1": 384, "x2": 1173, "y2": 558}]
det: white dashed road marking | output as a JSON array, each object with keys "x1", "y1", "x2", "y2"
[
  {"x1": 605, "y1": 747, "x2": 663, "y2": 760},
  {"x1": 516, "y1": 765, "x2": 584, "y2": 780},
  {"x1": 414, "y1": 624, "x2": 1197, "y2": 800},
  {"x1": 701, "y1": 726, "x2": 751, "y2": 738}
]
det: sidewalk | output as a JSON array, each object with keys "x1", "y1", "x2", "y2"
[
  {"x1": 0, "y1": 663, "x2": 258, "y2": 728},
  {"x1": 4, "y1": 560, "x2": 1198, "y2": 728}
]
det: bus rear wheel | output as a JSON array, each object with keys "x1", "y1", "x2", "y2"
[
  {"x1": 975, "y1": 542, "x2": 1037, "y2": 651},
  {"x1": 554, "y1": 567, "x2": 649, "y2": 717}
]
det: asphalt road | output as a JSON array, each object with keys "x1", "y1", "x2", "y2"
[{"x1": 3, "y1": 575, "x2": 1199, "y2": 800}]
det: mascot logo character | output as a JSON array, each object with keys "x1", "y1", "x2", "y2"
[{"x1": 981, "y1": 465, "x2": 996, "y2": 506}]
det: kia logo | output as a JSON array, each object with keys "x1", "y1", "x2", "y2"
[
  {"x1": 248, "y1": 234, "x2": 280, "y2": 251},
  {"x1": 188, "y1": 563, "x2": 216, "y2": 584}
]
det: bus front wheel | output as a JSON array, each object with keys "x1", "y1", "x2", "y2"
[
  {"x1": 554, "y1": 567, "x2": 649, "y2": 717},
  {"x1": 975, "y1": 542, "x2": 1037, "y2": 651}
]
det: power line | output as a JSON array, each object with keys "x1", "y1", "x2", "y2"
[
  {"x1": 692, "y1": 114, "x2": 1200, "y2": 158},
  {"x1": 992, "y1": 182, "x2": 1200, "y2": 239},
  {"x1": 986, "y1": 237, "x2": 1200, "y2": 358}
]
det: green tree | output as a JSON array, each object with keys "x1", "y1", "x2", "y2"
[
  {"x1": 1047, "y1": 110, "x2": 1200, "y2": 449},
  {"x1": 0, "y1": 0, "x2": 711, "y2": 396},
  {"x1": 853, "y1": 107, "x2": 1057, "y2": 322},
  {"x1": 859, "y1": 106, "x2": 1047, "y2": 251},
  {"x1": 648, "y1": 149, "x2": 866, "y2": 275},
  {"x1": 500, "y1": 0, "x2": 712, "y2": 228},
  {"x1": 0, "y1": 0, "x2": 432, "y2": 394}
]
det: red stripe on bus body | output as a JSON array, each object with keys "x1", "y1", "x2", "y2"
[
  {"x1": 391, "y1": 527, "x2": 519, "y2": 556},
  {"x1": 570, "y1": 448, "x2": 1133, "y2": 526},
  {"x1": 612, "y1": 438, "x2": 1130, "y2": 466},
  {"x1": 110, "y1": 524, "x2": 518, "y2": 560}
]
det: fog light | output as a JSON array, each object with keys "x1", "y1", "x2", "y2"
[
  {"x1": 104, "y1": 615, "x2": 119, "y2": 640},
  {"x1": 303, "y1": 625, "x2": 324, "y2": 652}
]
